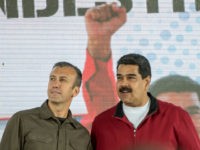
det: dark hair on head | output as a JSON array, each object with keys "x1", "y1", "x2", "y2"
[
  {"x1": 117, "y1": 53, "x2": 151, "y2": 79},
  {"x1": 149, "y1": 74, "x2": 200, "y2": 99},
  {"x1": 52, "y1": 61, "x2": 82, "y2": 87}
]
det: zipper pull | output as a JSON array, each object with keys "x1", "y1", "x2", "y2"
[{"x1": 134, "y1": 129, "x2": 136, "y2": 137}]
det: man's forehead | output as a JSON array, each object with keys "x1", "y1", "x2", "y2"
[
  {"x1": 158, "y1": 92, "x2": 200, "y2": 108},
  {"x1": 117, "y1": 66, "x2": 140, "y2": 77},
  {"x1": 118, "y1": 64, "x2": 138, "y2": 69},
  {"x1": 158, "y1": 92, "x2": 199, "y2": 100},
  {"x1": 50, "y1": 66, "x2": 76, "y2": 76}
]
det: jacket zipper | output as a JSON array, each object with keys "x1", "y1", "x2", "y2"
[
  {"x1": 134, "y1": 128, "x2": 137, "y2": 137},
  {"x1": 133, "y1": 108, "x2": 157, "y2": 143},
  {"x1": 137, "y1": 107, "x2": 158, "y2": 129}
]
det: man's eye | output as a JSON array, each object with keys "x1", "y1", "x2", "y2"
[
  {"x1": 60, "y1": 78, "x2": 67, "y2": 82},
  {"x1": 50, "y1": 77, "x2": 55, "y2": 81},
  {"x1": 117, "y1": 76, "x2": 122, "y2": 80},
  {"x1": 128, "y1": 76, "x2": 135, "y2": 80}
]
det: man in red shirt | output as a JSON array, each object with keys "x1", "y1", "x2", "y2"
[
  {"x1": 91, "y1": 52, "x2": 200, "y2": 150},
  {"x1": 82, "y1": 1, "x2": 200, "y2": 135},
  {"x1": 82, "y1": 2, "x2": 200, "y2": 150}
]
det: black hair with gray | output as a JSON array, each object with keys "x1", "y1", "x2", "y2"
[
  {"x1": 53, "y1": 61, "x2": 82, "y2": 87},
  {"x1": 149, "y1": 74, "x2": 200, "y2": 99},
  {"x1": 117, "y1": 53, "x2": 151, "y2": 79}
]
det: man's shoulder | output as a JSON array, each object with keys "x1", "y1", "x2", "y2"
[
  {"x1": 157, "y1": 100, "x2": 187, "y2": 114},
  {"x1": 12, "y1": 106, "x2": 41, "y2": 119}
]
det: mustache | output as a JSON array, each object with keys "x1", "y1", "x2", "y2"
[{"x1": 119, "y1": 86, "x2": 132, "y2": 93}]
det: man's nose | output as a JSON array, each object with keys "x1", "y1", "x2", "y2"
[{"x1": 120, "y1": 78, "x2": 129, "y2": 86}]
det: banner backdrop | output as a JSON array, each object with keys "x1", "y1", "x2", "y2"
[{"x1": 1, "y1": 0, "x2": 200, "y2": 138}]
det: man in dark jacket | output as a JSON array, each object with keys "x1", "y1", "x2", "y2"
[{"x1": 0, "y1": 61, "x2": 92, "y2": 150}]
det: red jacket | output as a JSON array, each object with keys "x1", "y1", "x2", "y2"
[{"x1": 91, "y1": 93, "x2": 200, "y2": 150}]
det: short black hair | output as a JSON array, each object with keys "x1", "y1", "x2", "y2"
[
  {"x1": 52, "y1": 61, "x2": 82, "y2": 87},
  {"x1": 117, "y1": 53, "x2": 151, "y2": 79},
  {"x1": 149, "y1": 74, "x2": 200, "y2": 100}
]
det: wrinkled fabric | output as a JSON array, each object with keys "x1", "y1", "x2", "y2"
[
  {"x1": 0, "y1": 100, "x2": 93, "y2": 150},
  {"x1": 91, "y1": 93, "x2": 200, "y2": 150}
]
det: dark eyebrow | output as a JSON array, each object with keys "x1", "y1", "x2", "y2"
[
  {"x1": 60, "y1": 76, "x2": 67, "y2": 78},
  {"x1": 186, "y1": 105, "x2": 200, "y2": 115},
  {"x1": 49, "y1": 75, "x2": 55, "y2": 78},
  {"x1": 127, "y1": 74, "x2": 137, "y2": 76},
  {"x1": 117, "y1": 74, "x2": 136, "y2": 76},
  {"x1": 60, "y1": 76, "x2": 68, "y2": 80},
  {"x1": 49, "y1": 75, "x2": 68, "y2": 79}
]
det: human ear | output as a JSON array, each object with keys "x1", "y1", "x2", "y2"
[
  {"x1": 145, "y1": 76, "x2": 151, "y2": 90},
  {"x1": 72, "y1": 87, "x2": 80, "y2": 97}
]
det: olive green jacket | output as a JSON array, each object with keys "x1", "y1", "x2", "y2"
[{"x1": 0, "y1": 100, "x2": 93, "y2": 150}]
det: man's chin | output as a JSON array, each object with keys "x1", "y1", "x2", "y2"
[
  {"x1": 121, "y1": 99, "x2": 131, "y2": 104},
  {"x1": 120, "y1": 95, "x2": 130, "y2": 102},
  {"x1": 48, "y1": 98, "x2": 62, "y2": 104}
]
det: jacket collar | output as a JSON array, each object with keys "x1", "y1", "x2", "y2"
[
  {"x1": 39, "y1": 100, "x2": 79, "y2": 128},
  {"x1": 114, "y1": 92, "x2": 158, "y2": 118}
]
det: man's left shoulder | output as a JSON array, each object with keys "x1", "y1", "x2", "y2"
[{"x1": 157, "y1": 100, "x2": 186, "y2": 114}]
